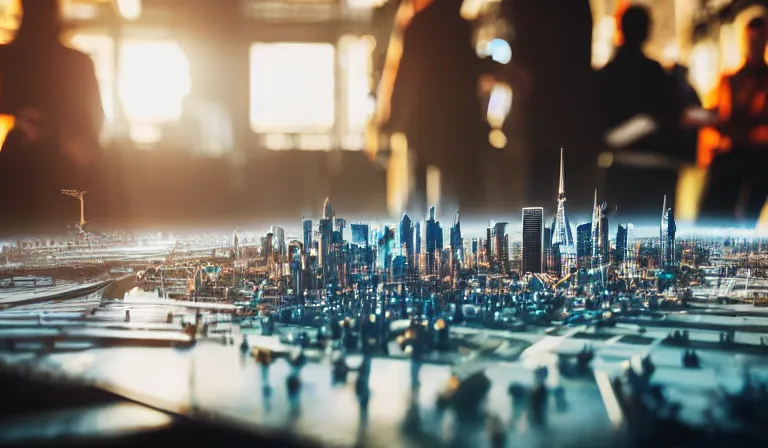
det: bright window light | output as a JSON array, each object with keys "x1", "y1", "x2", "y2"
[
  {"x1": 488, "y1": 129, "x2": 507, "y2": 149},
  {"x1": 592, "y1": 16, "x2": 616, "y2": 69},
  {"x1": 661, "y1": 41, "x2": 680, "y2": 68},
  {"x1": 689, "y1": 41, "x2": 719, "y2": 99},
  {"x1": 297, "y1": 134, "x2": 332, "y2": 150},
  {"x1": 477, "y1": 38, "x2": 512, "y2": 64},
  {"x1": 487, "y1": 83, "x2": 512, "y2": 129},
  {"x1": 116, "y1": 0, "x2": 142, "y2": 20},
  {"x1": 62, "y1": 1, "x2": 99, "y2": 20},
  {"x1": 345, "y1": 0, "x2": 387, "y2": 10},
  {"x1": 118, "y1": 39, "x2": 191, "y2": 124},
  {"x1": 0, "y1": 115, "x2": 14, "y2": 152},
  {"x1": 129, "y1": 123, "x2": 162, "y2": 145},
  {"x1": 250, "y1": 42, "x2": 335, "y2": 134},
  {"x1": 0, "y1": 0, "x2": 20, "y2": 35},
  {"x1": 342, "y1": 134, "x2": 365, "y2": 151},
  {"x1": 264, "y1": 134, "x2": 292, "y2": 150},
  {"x1": 339, "y1": 35, "x2": 375, "y2": 142},
  {"x1": 489, "y1": 39, "x2": 511, "y2": 64},
  {"x1": 69, "y1": 34, "x2": 115, "y2": 125},
  {"x1": 460, "y1": 0, "x2": 499, "y2": 20}
]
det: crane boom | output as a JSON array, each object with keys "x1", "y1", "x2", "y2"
[{"x1": 61, "y1": 190, "x2": 87, "y2": 229}]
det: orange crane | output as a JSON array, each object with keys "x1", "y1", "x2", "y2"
[{"x1": 61, "y1": 190, "x2": 87, "y2": 230}]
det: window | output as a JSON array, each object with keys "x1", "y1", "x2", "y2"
[
  {"x1": 344, "y1": 0, "x2": 387, "y2": 11},
  {"x1": 115, "y1": 0, "x2": 142, "y2": 20},
  {"x1": 69, "y1": 34, "x2": 115, "y2": 126},
  {"x1": 118, "y1": 40, "x2": 190, "y2": 124},
  {"x1": 61, "y1": 1, "x2": 99, "y2": 20},
  {"x1": 0, "y1": 0, "x2": 19, "y2": 36},
  {"x1": 339, "y1": 35, "x2": 375, "y2": 150},
  {"x1": 250, "y1": 43, "x2": 335, "y2": 135}
]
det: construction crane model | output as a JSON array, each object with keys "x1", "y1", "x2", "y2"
[{"x1": 61, "y1": 189, "x2": 87, "y2": 231}]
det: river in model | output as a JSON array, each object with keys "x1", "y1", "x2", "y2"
[{"x1": 107, "y1": 275, "x2": 175, "y2": 302}]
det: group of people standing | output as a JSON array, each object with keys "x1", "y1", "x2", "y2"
[
  {"x1": 699, "y1": 14, "x2": 768, "y2": 228},
  {"x1": 373, "y1": 0, "x2": 768, "y2": 228},
  {"x1": 2, "y1": 0, "x2": 768, "y2": 233},
  {"x1": 599, "y1": 5, "x2": 768, "y2": 228}
]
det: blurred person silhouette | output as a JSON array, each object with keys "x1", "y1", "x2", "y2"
[
  {"x1": 502, "y1": 0, "x2": 596, "y2": 211},
  {"x1": 664, "y1": 58, "x2": 705, "y2": 222},
  {"x1": 596, "y1": 5, "x2": 683, "y2": 224},
  {"x1": 0, "y1": 0, "x2": 103, "y2": 235},
  {"x1": 668, "y1": 63, "x2": 702, "y2": 165},
  {"x1": 371, "y1": 0, "x2": 403, "y2": 91},
  {"x1": 699, "y1": 17, "x2": 768, "y2": 228},
  {"x1": 381, "y1": 0, "x2": 526, "y2": 218}
]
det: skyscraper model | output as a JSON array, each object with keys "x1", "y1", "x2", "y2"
[
  {"x1": 522, "y1": 207, "x2": 544, "y2": 274},
  {"x1": 551, "y1": 148, "x2": 575, "y2": 274},
  {"x1": 551, "y1": 148, "x2": 574, "y2": 247},
  {"x1": 660, "y1": 195, "x2": 676, "y2": 270}
]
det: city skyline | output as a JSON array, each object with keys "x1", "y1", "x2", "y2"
[{"x1": 8, "y1": 150, "x2": 758, "y2": 245}]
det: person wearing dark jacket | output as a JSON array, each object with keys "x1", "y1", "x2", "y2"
[
  {"x1": 699, "y1": 17, "x2": 768, "y2": 228},
  {"x1": 596, "y1": 5, "x2": 683, "y2": 224},
  {"x1": 0, "y1": 0, "x2": 103, "y2": 236},
  {"x1": 669, "y1": 63, "x2": 702, "y2": 165},
  {"x1": 502, "y1": 0, "x2": 596, "y2": 210},
  {"x1": 384, "y1": 0, "x2": 524, "y2": 217}
]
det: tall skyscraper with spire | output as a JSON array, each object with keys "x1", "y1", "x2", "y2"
[
  {"x1": 551, "y1": 148, "x2": 575, "y2": 274},
  {"x1": 551, "y1": 148, "x2": 574, "y2": 247}
]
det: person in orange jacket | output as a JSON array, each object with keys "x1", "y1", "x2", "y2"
[{"x1": 699, "y1": 16, "x2": 768, "y2": 228}]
